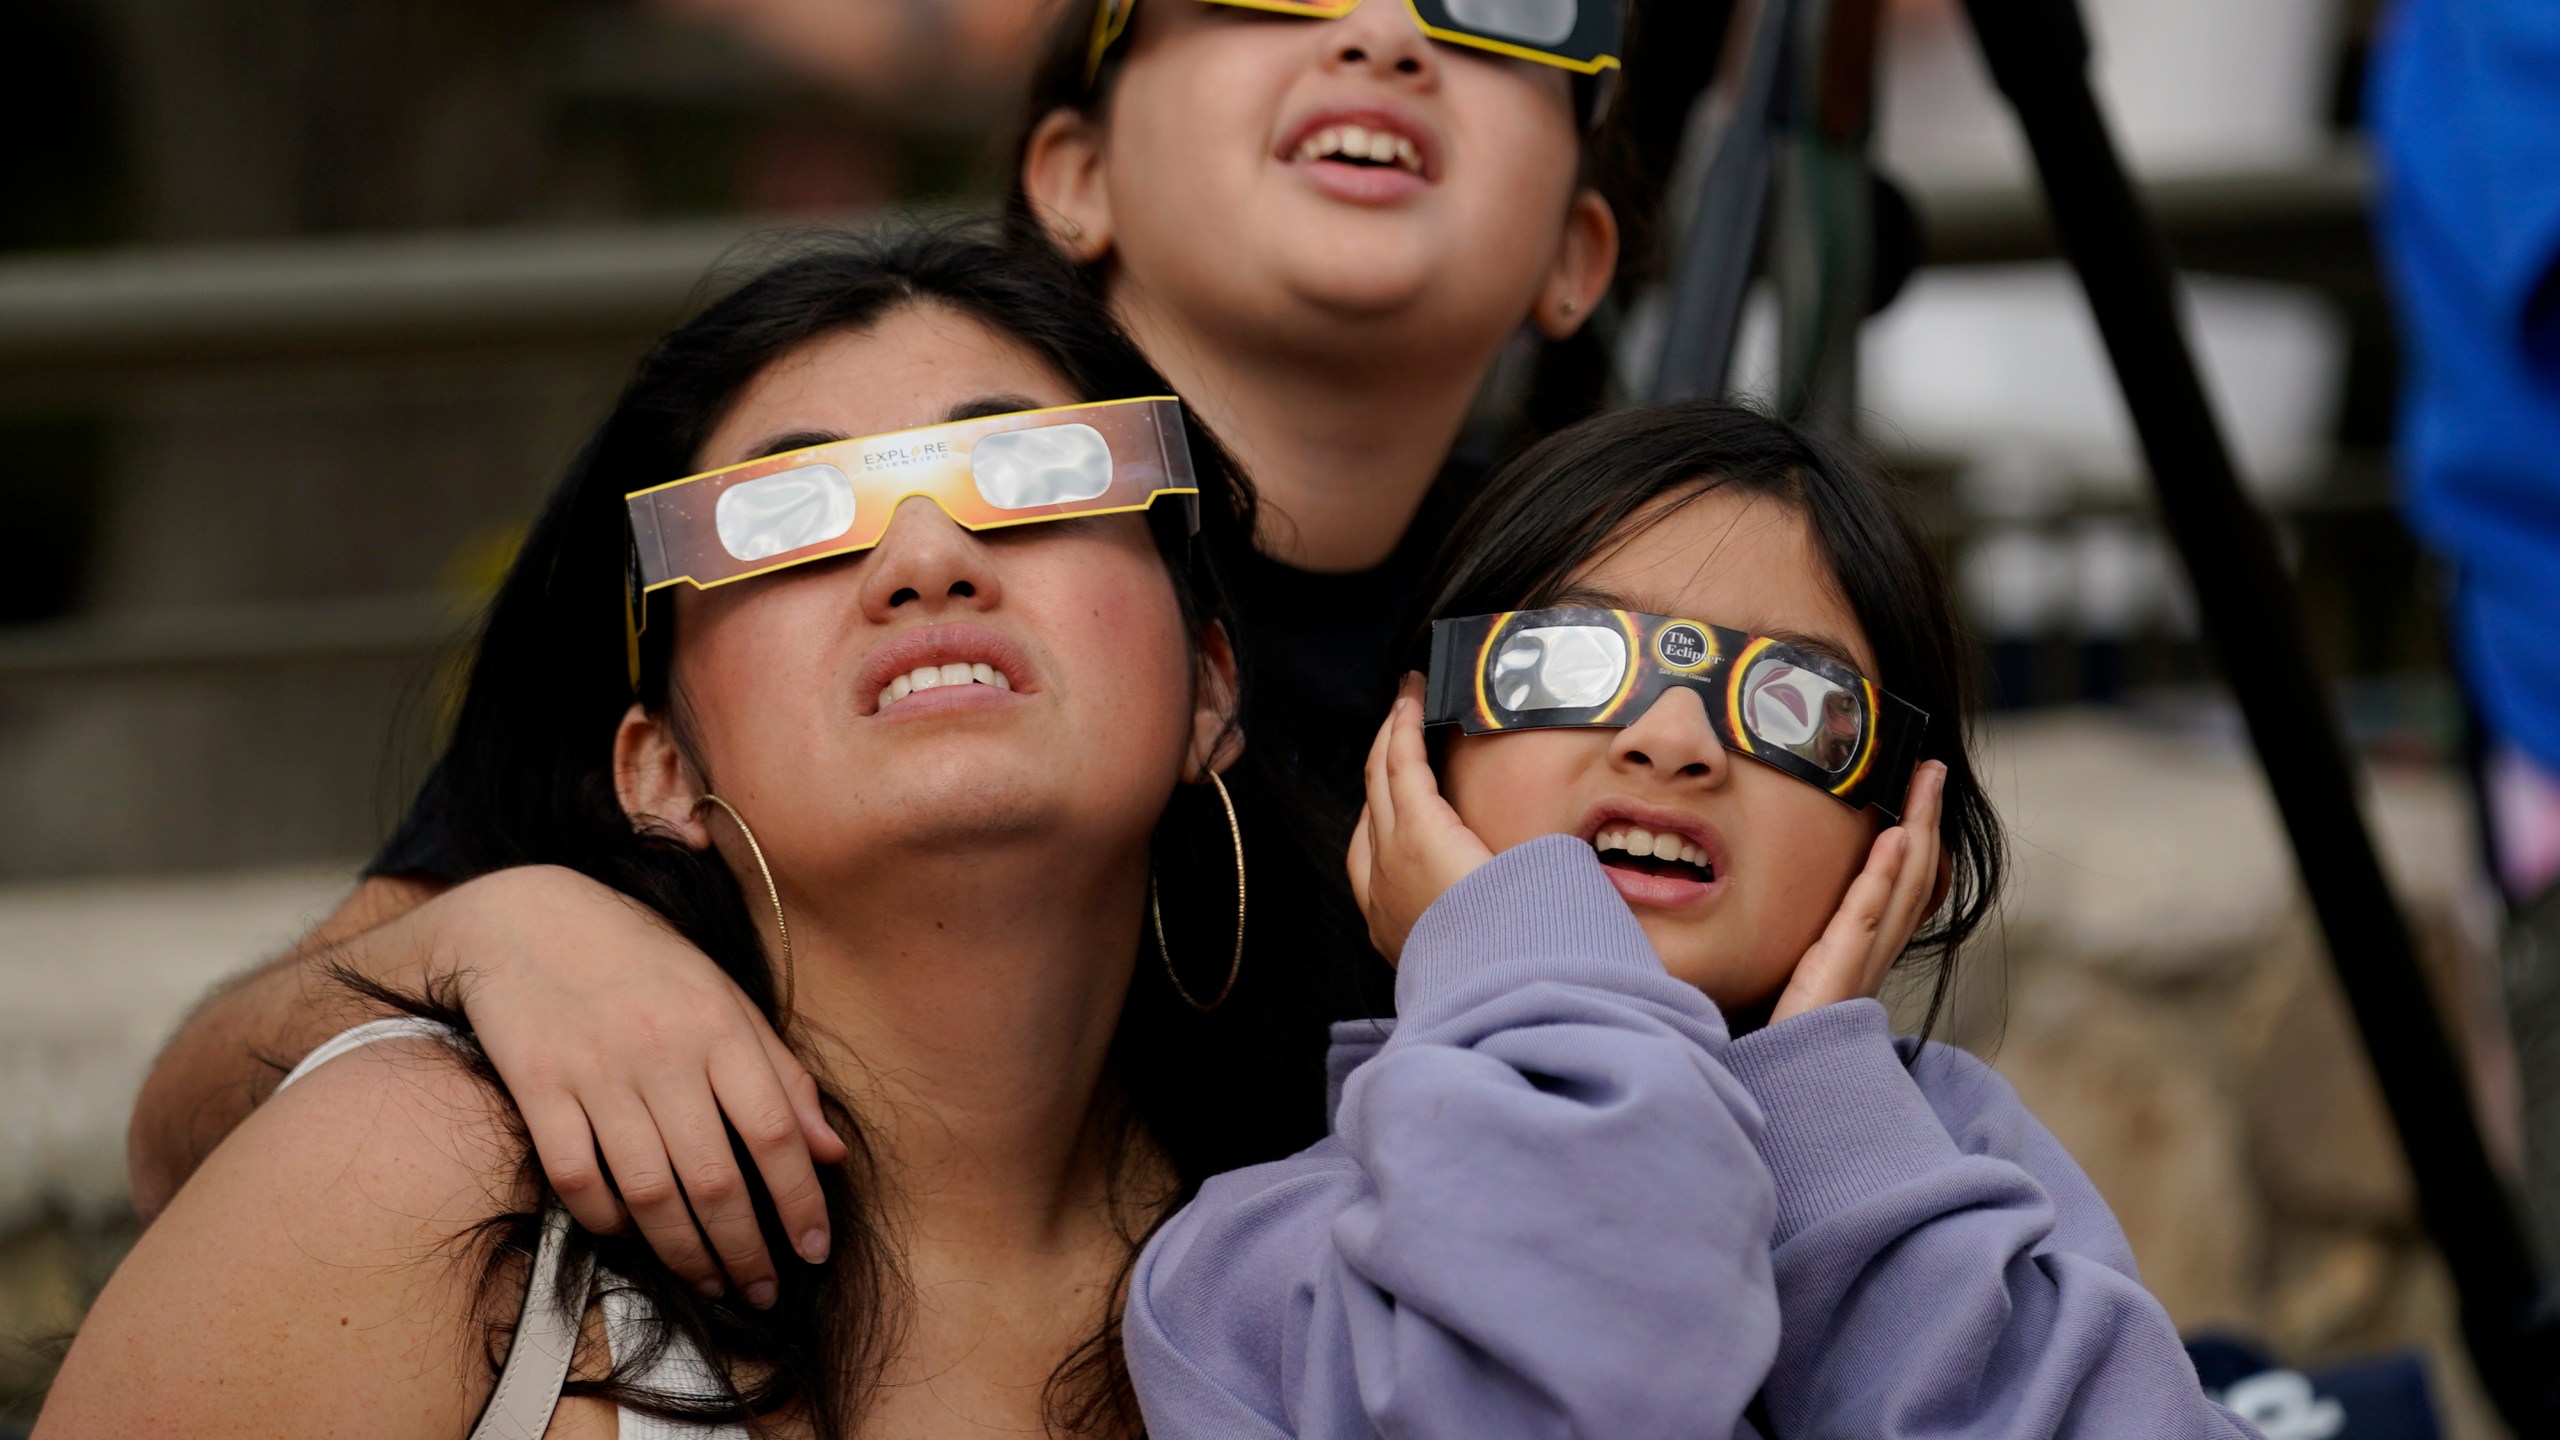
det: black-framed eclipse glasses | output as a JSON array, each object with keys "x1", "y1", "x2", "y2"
[{"x1": 1423, "y1": 607, "x2": 1929, "y2": 818}]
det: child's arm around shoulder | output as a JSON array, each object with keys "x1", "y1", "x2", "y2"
[
  {"x1": 1723, "y1": 1001, "x2": 2260, "y2": 1439},
  {"x1": 39, "y1": 1032, "x2": 558, "y2": 1440},
  {"x1": 1125, "y1": 834, "x2": 1780, "y2": 1440}
]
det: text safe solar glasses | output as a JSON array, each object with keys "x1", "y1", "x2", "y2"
[
  {"x1": 1423, "y1": 608, "x2": 1930, "y2": 817},
  {"x1": 624, "y1": 396, "x2": 1199, "y2": 681},
  {"x1": 1087, "y1": 0, "x2": 1623, "y2": 82}
]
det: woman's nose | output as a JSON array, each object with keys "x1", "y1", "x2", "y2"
[
  {"x1": 1322, "y1": 0, "x2": 1438, "y2": 82},
  {"x1": 1607, "y1": 687, "x2": 1729, "y2": 785},
  {"x1": 856, "y1": 497, "x2": 1001, "y2": 620}
]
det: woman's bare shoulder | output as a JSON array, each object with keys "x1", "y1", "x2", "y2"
[{"x1": 39, "y1": 1034, "x2": 540, "y2": 1440}]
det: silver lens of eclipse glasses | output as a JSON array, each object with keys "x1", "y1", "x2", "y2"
[
  {"x1": 1446, "y1": 0, "x2": 1579, "y2": 44},
  {"x1": 1492, "y1": 624, "x2": 1627, "y2": 711},
  {"x1": 970, "y1": 423, "x2": 1114, "y2": 510},
  {"x1": 715, "y1": 464, "x2": 856, "y2": 563},
  {"x1": 1741, "y1": 656, "x2": 1864, "y2": 773}
]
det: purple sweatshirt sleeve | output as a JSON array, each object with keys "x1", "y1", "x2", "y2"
[
  {"x1": 1722, "y1": 1001, "x2": 2260, "y2": 1439},
  {"x1": 1123, "y1": 835, "x2": 1780, "y2": 1440}
]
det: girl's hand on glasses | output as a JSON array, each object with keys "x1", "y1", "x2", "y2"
[
  {"x1": 1769, "y1": 760, "x2": 1950, "y2": 1024},
  {"x1": 428, "y1": 866, "x2": 847, "y2": 1306},
  {"x1": 1347, "y1": 673, "x2": 1496, "y2": 964}
]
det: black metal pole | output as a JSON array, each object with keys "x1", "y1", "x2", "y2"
[{"x1": 1955, "y1": 0, "x2": 2560, "y2": 1426}]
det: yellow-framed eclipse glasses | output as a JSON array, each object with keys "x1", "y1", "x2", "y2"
[
  {"x1": 1087, "y1": 0, "x2": 1623, "y2": 82},
  {"x1": 623, "y1": 396, "x2": 1198, "y2": 684}
]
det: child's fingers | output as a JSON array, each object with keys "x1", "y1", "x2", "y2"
[
  {"x1": 1362, "y1": 702, "x2": 1399, "y2": 838},
  {"x1": 1382, "y1": 694, "x2": 1448, "y2": 828},
  {"x1": 1882, "y1": 763, "x2": 1948, "y2": 947},
  {"x1": 1772, "y1": 827, "x2": 1908, "y2": 1023},
  {"x1": 1346, "y1": 807, "x2": 1376, "y2": 913}
]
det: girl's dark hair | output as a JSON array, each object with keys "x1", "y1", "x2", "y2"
[
  {"x1": 1413, "y1": 400, "x2": 2005, "y2": 1037},
  {"x1": 998, "y1": 0, "x2": 1656, "y2": 283},
  {"x1": 377, "y1": 223, "x2": 1340, "y2": 1438}
]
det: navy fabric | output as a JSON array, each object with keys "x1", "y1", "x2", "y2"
[{"x1": 2189, "y1": 1336, "x2": 2440, "y2": 1440}]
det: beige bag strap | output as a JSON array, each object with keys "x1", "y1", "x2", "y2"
[{"x1": 468, "y1": 1205, "x2": 598, "y2": 1440}]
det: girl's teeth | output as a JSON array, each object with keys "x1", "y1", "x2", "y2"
[
  {"x1": 1340, "y1": 123, "x2": 1371, "y2": 156},
  {"x1": 1395, "y1": 136, "x2": 1421, "y2": 171},
  {"x1": 1652, "y1": 831, "x2": 1686, "y2": 860},
  {"x1": 910, "y1": 665, "x2": 944, "y2": 691},
  {"x1": 1364, "y1": 130, "x2": 1397, "y2": 164}
]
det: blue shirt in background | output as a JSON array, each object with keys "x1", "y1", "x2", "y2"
[{"x1": 2371, "y1": 0, "x2": 2560, "y2": 773}]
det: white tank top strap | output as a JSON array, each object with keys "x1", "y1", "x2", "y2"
[
  {"x1": 281, "y1": 1019, "x2": 749, "y2": 1436},
  {"x1": 275, "y1": 1015, "x2": 460, "y2": 1092},
  {"x1": 470, "y1": 1204, "x2": 596, "y2": 1440}
]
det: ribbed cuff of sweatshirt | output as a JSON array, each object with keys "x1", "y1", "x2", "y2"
[
  {"x1": 1395, "y1": 834, "x2": 1667, "y2": 1022},
  {"x1": 1723, "y1": 1000, "x2": 1964, "y2": 1245}
]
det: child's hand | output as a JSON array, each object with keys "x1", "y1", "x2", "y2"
[
  {"x1": 1346, "y1": 673, "x2": 1495, "y2": 964},
  {"x1": 1769, "y1": 760, "x2": 1950, "y2": 1024},
  {"x1": 426, "y1": 866, "x2": 848, "y2": 1307}
]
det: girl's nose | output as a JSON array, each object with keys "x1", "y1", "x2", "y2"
[
  {"x1": 1606, "y1": 687, "x2": 1729, "y2": 785},
  {"x1": 1322, "y1": 0, "x2": 1437, "y2": 82},
  {"x1": 856, "y1": 497, "x2": 1002, "y2": 620}
]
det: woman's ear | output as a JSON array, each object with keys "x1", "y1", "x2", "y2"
[
  {"x1": 612, "y1": 701, "x2": 713, "y2": 849},
  {"x1": 1188, "y1": 621, "x2": 1245, "y2": 778},
  {"x1": 1021, "y1": 106, "x2": 1117, "y2": 264},
  {"x1": 1532, "y1": 189, "x2": 1620, "y2": 340}
]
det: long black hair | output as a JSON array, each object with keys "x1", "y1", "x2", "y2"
[
  {"x1": 1411, "y1": 400, "x2": 2005, "y2": 1038},
  {"x1": 376, "y1": 223, "x2": 1346, "y2": 1437}
]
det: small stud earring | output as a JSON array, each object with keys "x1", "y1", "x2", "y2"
[
  {"x1": 1063, "y1": 220, "x2": 1085, "y2": 242},
  {"x1": 1558, "y1": 295, "x2": 1579, "y2": 317}
]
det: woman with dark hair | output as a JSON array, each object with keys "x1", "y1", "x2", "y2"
[
  {"x1": 1124, "y1": 401, "x2": 2251, "y2": 1438},
  {"x1": 40, "y1": 227, "x2": 1357, "y2": 1439}
]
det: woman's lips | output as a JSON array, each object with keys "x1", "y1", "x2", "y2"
[
  {"x1": 858, "y1": 623, "x2": 1033, "y2": 717},
  {"x1": 870, "y1": 677, "x2": 1026, "y2": 722}
]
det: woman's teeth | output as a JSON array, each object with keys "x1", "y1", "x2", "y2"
[
  {"x1": 1592, "y1": 826, "x2": 1715, "y2": 875},
  {"x1": 1296, "y1": 124, "x2": 1424, "y2": 175},
  {"x1": 877, "y1": 662, "x2": 1011, "y2": 712}
]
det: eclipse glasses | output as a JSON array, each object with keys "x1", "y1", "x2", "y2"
[
  {"x1": 1424, "y1": 607, "x2": 1929, "y2": 817},
  {"x1": 1088, "y1": 0, "x2": 1623, "y2": 81},
  {"x1": 624, "y1": 396, "x2": 1198, "y2": 683}
]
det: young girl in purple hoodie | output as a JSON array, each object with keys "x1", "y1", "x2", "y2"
[{"x1": 1122, "y1": 400, "x2": 2256, "y2": 1439}]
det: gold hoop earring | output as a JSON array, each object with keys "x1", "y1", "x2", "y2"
[
  {"x1": 697, "y1": 794, "x2": 795, "y2": 1027},
  {"x1": 1151, "y1": 769, "x2": 1245, "y2": 1012}
]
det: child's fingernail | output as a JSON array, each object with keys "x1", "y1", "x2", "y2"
[
  {"x1": 798, "y1": 1229, "x2": 830, "y2": 1263},
  {"x1": 746, "y1": 1280, "x2": 777, "y2": 1309},
  {"x1": 695, "y1": 1278, "x2": 724, "y2": 1299}
]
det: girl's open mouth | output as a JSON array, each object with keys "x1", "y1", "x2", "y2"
[{"x1": 1592, "y1": 825, "x2": 1717, "y2": 885}]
